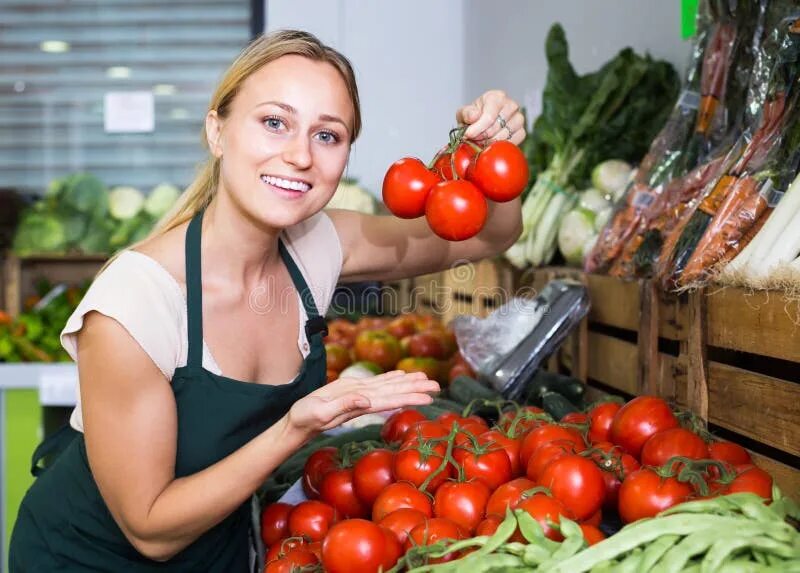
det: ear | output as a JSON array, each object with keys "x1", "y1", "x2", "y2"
[{"x1": 205, "y1": 110, "x2": 223, "y2": 158}]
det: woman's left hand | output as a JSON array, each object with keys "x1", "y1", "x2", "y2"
[{"x1": 456, "y1": 90, "x2": 526, "y2": 146}]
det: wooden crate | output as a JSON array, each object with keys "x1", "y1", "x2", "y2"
[
  {"x1": 405, "y1": 258, "x2": 518, "y2": 324},
  {"x1": 2, "y1": 252, "x2": 106, "y2": 317},
  {"x1": 523, "y1": 268, "x2": 800, "y2": 500}
]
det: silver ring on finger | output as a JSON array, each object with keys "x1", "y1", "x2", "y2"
[
  {"x1": 504, "y1": 125, "x2": 514, "y2": 140},
  {"x1": 496, "y1": 113, "x2": 507, "y2": 129}
]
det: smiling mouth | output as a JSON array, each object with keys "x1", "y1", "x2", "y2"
[{"x1": 260, "y1": 174, "x2": 312, "y2": 193}]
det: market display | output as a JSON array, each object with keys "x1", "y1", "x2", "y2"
[
  {"x1": 257, "y1": 369, "x2": 799, "y2": 572},
  {"x1": 11, "y1": 172, "x2": 181, "y2": 256}
]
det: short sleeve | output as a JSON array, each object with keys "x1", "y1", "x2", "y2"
[
  {"x1": 60, "y1": 251, "x2": 186, "y2": 381},
  {"x1": 283, "y1": 211, "x2": 343, "y2": 316}
]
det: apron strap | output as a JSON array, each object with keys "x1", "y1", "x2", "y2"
[
  {"x1": 185, "y1": 210, "x2": 205, "y2": 369},
  {"x1": 30, "y1": 423, "x2": 78, "y2": 477},
  {"x1": 278, "y1": 241, "x2": 327, "y2": 338}
]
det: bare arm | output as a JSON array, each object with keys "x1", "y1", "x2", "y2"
[
  {"x1": 79, "y1": 312, "x2": 438, "y2": 561},
  {"x1": 329, "y1": 89, "x2": 525, "y2": 283},
  {"x1": 328, "y1": 198, "x2": 522, "y2": 283}
]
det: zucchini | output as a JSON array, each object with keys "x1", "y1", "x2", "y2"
[
  {"x1": 541, "y1": 391, "x2": 581, "y2": 421},
  {"x1": 523, "y1": 370, "x2": 585, "y2": 406},
  {"x1": 448, "y1": 375, "x2": 501, "y2": 405}
]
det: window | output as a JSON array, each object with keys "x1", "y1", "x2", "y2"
[{"x1": 0, "y1": 0, "x2": 259, "y2": 194}]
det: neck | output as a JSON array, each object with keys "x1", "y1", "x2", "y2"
[{"x1": 201, "y1": 193, "x2": 282, "y2": 287}]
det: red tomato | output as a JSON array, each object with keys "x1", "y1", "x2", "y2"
[
  {"x1": 381, "y1": 409, "x2": 427, "y2": 444},
  {"x1": 325, "y1": 342, "x2": 352, "y2": 372},
  {"x1": 433, "y1": 143, "x2": 477, "y2": 180},
  {"x1": 708, "y1": 441, "x2": 752, "y2": 466},
  {"x1": 486, "y1": 477, "x2": 536, "y2": 517},
  {"x1": 382, "y1": 157, "x2": 441, "y2": 219},
  {"x1": 264, "y1": 548, "x2": 318, "y2": 573},
  {"x1": 320, "y1": 468, "x2": 369, "y2": 519},
  {"x1": 407, "y1": 331, "x2": 448, "y2": 359},
  {"x1": 519, "y1": 424, "x2": 585, "y2": 469},
  {"x1": 377, "y1": 508, "x2": 428, "y2": 546},
  {"x1": 479, "y1": 429, "x2": 523, "y2": 477},
  {"x1": 515, "y1": 493, "x2": 570, "y2": 541},
  {"x1": 640, "y1": 428, "x2": 709, "y2": 469},
  {"x1": 353, "y1": 331, "x2": 402, "y2": 372},
  {"x1": 393, "y1": 440, "x2": 453, "y2": 492},
  {"x1": 579, "y1": 524, "x2": 606, "y2": 546},
  {"x1": 562, "y1": 412, "x2": 589, "y2": 425},
  {"x1": 287, "y1": 500, "x2": 338, "y2": 541},
  {"x1": 453, "y1": 444, "x2": 511, "y2": 491},
  {"x1": 396, "y1": 356, "x2": 442, "y2": 382},
  {"x1": 609, "y1": 396, "x2": 678, "y2": 458},
  {"x1": 722, "y1": 465, "x2": 773, "y2": 501},
  {"x1": 591, "y1": 441, "x2": 641, "y2": 510},
  {"x1": 467, "y1": 140, "x2": 529, "y2": 202},
  {"x1": 379, "y1": 525, "x2": 403, "y2": 571},
  {"x1": 525, "y1": 440, "x2": 577, "y2": 482},
  {"x1": 327, "y1": 318, "x2": 358, "y2": 345},
  {"x1": 372, "y1": 481, "x2": 433, "y2": 521},
  {"x1": 260, "y1": 502, "x2": 293, "y2": 547},
  {"x1": 587, "y1": 402, "x2": 622, "y2": 444},
  {"x1": 425, "y1": 180, "x2": 488, "y2": 241},
  {"x1": 353, "y1": 449, "x2": 395, "y2": 506},
  {"x1": 405, "y1": 518, "x2": 466, "y2": 563},
  {"x1": 386, "y1": 315, "x2": 418, "y2": 339},
  {"x1": 402, "y1": 420, "x2": 450, "y2": 444},
  {"x1": 265, "y1": 538, "x2": 309, "y2": 564},
  {"x1": 322, "y1": 519, "x2": 389, "y2": 573},
  {"x1": 537, "y1": 454, "x2": 606, "y2": 521},
  {"x1": 448, "y1": 361, "x2": 475, "y2": 383},
  {"x1": 617, "y1": 468, "x2": 693, "y2": 523},
  {"x1": 433, "y1": 480, "x2": 491, "y2": 534},
  {"x1": 584, "y1": 509, "x2": 602, "y2": 527},
  {"x1": 302, "y1": 447, "x2": 338, "y2": 499}
]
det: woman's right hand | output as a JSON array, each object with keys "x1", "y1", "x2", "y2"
[{"x1": 286, "y1": 370, "x2": 439, "y2": 436}]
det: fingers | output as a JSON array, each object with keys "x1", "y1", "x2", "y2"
[
  {"x1": 462, "y1": 90, "x2": 507, "y2": 140},
  {"x1": 456, "y1": 103, "x2": 481, "y2": 126}
]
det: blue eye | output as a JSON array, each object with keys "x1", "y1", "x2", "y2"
[
  {"x1": 316, "y1": 130, "x2": 340, "y2": 144},
  {"x1": 263, "y1": 116, "x2": 284, "y2": 130}
]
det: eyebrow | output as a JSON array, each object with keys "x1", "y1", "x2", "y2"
[{"x1": 257, "y1": 100, "x2": 350, "y2": 134}]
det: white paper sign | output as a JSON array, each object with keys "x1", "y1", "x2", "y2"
[{"x1": 104, "y1": 91, "x2": 155, "y2": 133}]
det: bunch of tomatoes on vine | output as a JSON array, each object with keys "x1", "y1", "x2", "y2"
[{"x1": 382, "y1": 128, "x2": 529, "y2": 241}]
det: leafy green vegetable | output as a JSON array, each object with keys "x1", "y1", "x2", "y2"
[
  {"x1": 144, "y1": 183, "x2": 181, "y2": 218},
  {"x1": 12, "y1": 212, "x2": 67, "y2": 255}
]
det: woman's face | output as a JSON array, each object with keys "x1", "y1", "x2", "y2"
[{"x1": 207, "y1": 54, "x2": 354, "y2": 229}]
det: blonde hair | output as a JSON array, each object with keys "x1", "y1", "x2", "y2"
[{"x1": 101, "y1": 29, "x2": 361, "y2": 271}]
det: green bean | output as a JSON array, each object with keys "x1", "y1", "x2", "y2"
[
  {"x1": 654, "y1": 530, "x2": 721, "y2": 573},
  {"x1": 701, "y1": 535, "x2": 797, "y2": 573},
  {"x1": 657, "y1": 494, "x2": 757, "y2": 518},
  {"x1": 639, "y1": 534, "x2": 681, "y2": 571},
  {"x1": 588, "y1": 560, "x2": 617, "y2": 573},
  {"x1": 472, "y1": 512, "x2": 518, "y2": 558},
  {"x1": 426, "y1": 536, "x2": 489, "y2": 558},
  {"x1": 716, "y1": 558, "x2": 775, "y2": 573},
  {"x1": 537, "y1": 522, "x2": 585, "y2": 570},
  {"x1": 451, "y1": 553, "x2": 524, "y2": 573},
  {"x1": 513, "y1": 509, "x2": 559, "y2": 553},
  {"x1": 613, "y1": 548, "x2": 644, "y2": 573},
  {"x1": 751, "y1": 549, "x2": 769, "y2": 565},
  {"x1": 522, "y1": 542, "x2": 553, "y2": 566},
  {"x1": 500, "y1": 542, "x2": 527, "y2": 557},
  {"x1": 548, "y1": 515, "x2": 770, "y2": 573}
]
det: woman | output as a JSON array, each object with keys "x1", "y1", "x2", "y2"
[{"x1": 10, "y1": 29, "x2": 525, "y2": 571}]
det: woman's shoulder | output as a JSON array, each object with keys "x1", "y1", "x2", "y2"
[
  {"x1": 60, "y1": 234, "x2": 190, "y2": 379},
  {"x1": 132, "y1": 221, "x2": 189, "y2": 285}
]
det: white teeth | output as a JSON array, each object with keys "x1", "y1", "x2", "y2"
[{"x1": 261, "y1": 175, "x2": 311, "y2": 193}]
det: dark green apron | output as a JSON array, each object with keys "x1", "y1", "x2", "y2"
[{"x1": 10, "y1": 210, "x2": 327, "y2": 572}]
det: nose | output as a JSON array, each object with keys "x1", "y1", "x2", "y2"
[{"x1": 282, "y1": 133, "x2": 312, "y2": 170}]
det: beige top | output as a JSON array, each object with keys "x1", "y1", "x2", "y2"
[{"x1": 61, "y1": 212, "x2": 343, "y2": 431}]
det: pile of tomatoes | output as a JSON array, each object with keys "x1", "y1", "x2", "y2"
[
  {"x1": 324, "y1": 313, "x2": 474, "y2": 385},
  {"x1": 382, "y1": 130, "x2": 529, "y2": 241},
  {"x1": 260, "y1": 395, "x2": 773, "y2": 572}
]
